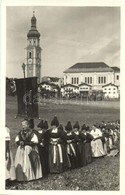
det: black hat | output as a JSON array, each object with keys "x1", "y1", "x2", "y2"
[
  {"x1": 86, "y1": 126, "x2": 90, "y2": 131},
  {"x1": 81, "y1": 124, "x2": 86, "y2": 131},
  {"x1": 29, "y1": 118, "x2": 34, "y2": 129},
  {"x1": 51, "y1": 116, "x2": 59, "y2": 127},
  {"x1": 59, "y1": 124, "x2": 64, "y2": 131},
  {"x1": 65, "y1": 121, "x2": 72, "y2": 131},
  {"x1": 44, "y1": 120, "x2": 49, "y2": 130},
  {"x1": 73, "y1": 121, "x2": 80, "y2": 130},
  {"x1": 37, "y1": 120, "x2": 44, "y2": 129}
]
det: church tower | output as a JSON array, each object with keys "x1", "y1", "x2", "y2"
[{"x1": 25, "y1": 12, "x2": 41, "y2": 83}]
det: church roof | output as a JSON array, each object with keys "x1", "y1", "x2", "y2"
[{"x1": 64, "y1": 62, "x2": 114, "y2": 73}]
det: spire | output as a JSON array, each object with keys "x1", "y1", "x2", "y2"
[
  {"x1": 27, "y1": 12, "x2": 40, "y2": 38},
  {"x1": 31, "y1": 11, "x2": 37, "y2": 29}
]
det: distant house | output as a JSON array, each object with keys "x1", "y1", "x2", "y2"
[
  {"x1": 42, "y1": 76, "x2": 64, "y2": 87},
  {"x1": 78, "y1": 83, "x2": 92, "y2": 96},
  {"x1": 102, "y1": 83, "x2": 119, "y2": 98},
  {"x1": 61, "y1": 84, "x2": 79, "y2": 97},
  {"x1": 38, "y1": 82, "x2": 58, "y2": 92}
]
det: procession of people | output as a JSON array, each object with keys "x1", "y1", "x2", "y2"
[{"x1": 5, "y1": 116, "x2": 120, "y2": 186}]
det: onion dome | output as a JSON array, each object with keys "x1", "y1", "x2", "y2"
[{"x1": 27, "y1": 12, "x2": 40, "y2": 38}]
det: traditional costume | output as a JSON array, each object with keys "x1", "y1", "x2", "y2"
[
  {"x1": 14, "y1": 119, "x2": 42, "y2": 181},
  {"x1": 90, "y1": 124, "x2": 105, "y2": 157},
  {"x1": 72, "y1": 121, "x2": 82, "y2": 167},
  {"x1": 37, "y1": 120, "x2": 49, "y2": 176},
  {"x1": 81, "y1": 125, "x2": 93, "y2": 165},
  {"x1": 5, "y1": 126, "x2": 16, "y2": 181},
  {"x1": 47, "y1": 116, "x2": 70, "y2": 173},
  {"x1": 65, "y1": 121, "x2": 78, "y2": 169}
]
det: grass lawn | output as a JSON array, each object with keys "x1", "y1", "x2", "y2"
[{"x1": 6, "y1": 96, "x2": 120, "y2": 190}]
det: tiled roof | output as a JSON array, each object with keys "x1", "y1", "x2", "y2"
[
  {"x1": 111, "y1": 66, "x2": 120, "y2": 72},
  {"x1": 64, "y1": 62, "x2": 113, "y2": 73},
  {"x1": 102, "y1": 83, "x2": 118, "y2": 88}
]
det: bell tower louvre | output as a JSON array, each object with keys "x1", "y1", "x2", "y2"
[{"x1": 25, "y1": 12, "x2": 41, "y2": 83}]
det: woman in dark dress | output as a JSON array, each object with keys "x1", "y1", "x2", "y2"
[
  {"x1": 81, "y1": 125, "x2": 93, "y2": 164},
  {"x1": 47, "y1": 116, "x2": 70, "y2": 173},
  {"x1": 72, "y1": 121, "x2": 82, "y2": 168},
  {"x1": 65, "y1": 121, "x2": 79, "y2": 169},
  {"x1": 37, "y1": 120, "x2": 49, "y2": 177}
]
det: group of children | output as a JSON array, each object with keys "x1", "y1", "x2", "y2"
[{"x1": 5, "y1": 116, "x2": 120, "y2": 186}]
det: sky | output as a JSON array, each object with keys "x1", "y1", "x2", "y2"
[{"x1": 6, "y1": 6, "x2": 120, "y2": 78}]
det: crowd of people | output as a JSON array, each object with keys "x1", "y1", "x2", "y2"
[{"x1": 5, "y1": 116, "x2": 120, "y2": 186}]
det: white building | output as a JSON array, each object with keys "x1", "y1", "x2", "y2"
[
  {"x1": 63, "y1": 62, "x2": 120, "y2": 91},
  {"x1": 42, "y1": 76, "x2": 64, "y2": 87},
  {"x1": 79, "y1": 83, "x2": 92, "y2": 96},
  {"x1": 102, "y1": 83, "x2": 119, "y2": 98},
  {"x1": 61, "y1": 84, "x2": 79, "y2": 97},
  {"x1": 38, "y1": 82, "x2": 58, "y2": 92}
]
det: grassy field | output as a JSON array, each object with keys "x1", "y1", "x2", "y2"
[{"x1": 6, "y1": 96, "x2": 120, "y2": 190}]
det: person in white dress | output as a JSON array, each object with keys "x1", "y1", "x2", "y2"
[{"x1": 90, "y1": 124, "x2": 105, "y2": 157}]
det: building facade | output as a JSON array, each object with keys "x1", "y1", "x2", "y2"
[
  {"x1": 25, "y1": 12, "x2": 41, "y2": 83},
  {"x1": 63, "y1": 62, "x2": 120, "y2": 91},
  {"x1": 102, "y1": 83, "x2": 119, "y2": 98}
]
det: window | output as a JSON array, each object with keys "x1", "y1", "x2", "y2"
[
  {"x1": 77, "y1": 77, "x2": 79, "y2": 84},
  {"x1": 74, "y1": 78, "x2": 76, "y2": 84},
  {"x1": 98, "y1": 76, "x2": 106, "y2": 84},
  {"x1": 90, "y1": 77, "x2": 92, "y2": 84},
  {"x1": 72, "y1": 78, "x2": 73, "y2": 84},
  {"x1": 104, "y1": 77, "x2": 106, "y2": 84},
  {"x1": 98, "y1": 77, "x2": 100, "y2": 84},
  {"x1": 29, "y1": 52, "x2": 32, "y2": 58},
  {"x1": 105, "y1": 88, "x2": 107, "y2": 90},
  {"x1": 85, "y1": 77, "x2": 87, "y2": 83},
  {"x1": 113, "y1": 88, "x2": 116, "y2": 90},
  {"x1": 116, "y1": 75, "x2": 119, "y2": 80},
  {"x1": 114, "y1": 92, "x2": 116, "y2": 94},
  {"x1": 109, "y1": 92, "x2": 110, "y2": 94},
  {"x1": 109, "y1": 88, "x2": 111, "y2": 90},
  {"x1": 88, "y1": 77, "x2": 89, "y2": 84}
]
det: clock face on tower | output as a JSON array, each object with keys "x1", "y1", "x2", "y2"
[{"x1": 28, "y1": 58, "x2": 32, "y2": 64}]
